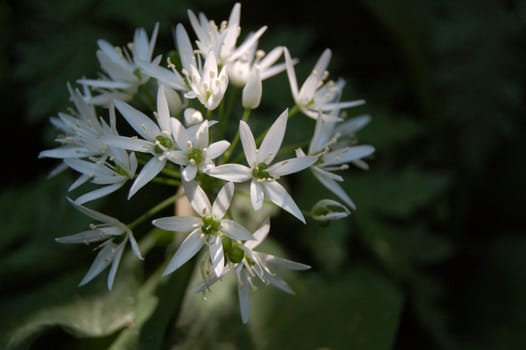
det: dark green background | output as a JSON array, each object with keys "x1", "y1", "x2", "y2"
[{"x1": 1, "y1": 0, "x2": 525, "y2": 349}]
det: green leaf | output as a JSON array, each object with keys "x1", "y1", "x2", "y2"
[
  {"x1": 347, "y1": 167, "x2": 450, "y2": 217},
  {"x1": 0, "y1": 249, "x2": 143, "y2": 350},
  {"x1": 253, "y1": 266, "x2": 403, "y2": 350}
]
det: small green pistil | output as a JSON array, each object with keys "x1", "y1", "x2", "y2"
[
  {"x1": 187, "y1": 148, "x2": 204, "y2": 164},
  {"x1": 252, "y1": 162, "x2": 271, "y2": 179},
  {"x1": 156, "y1": 135, "x2": 173, "y2": 149},
  {"x1": 222, "y1": 237, "x2": 245, "y2": 263},
  {"x1": 201, "y1": 215, "x2": 220, "y2": 235}
]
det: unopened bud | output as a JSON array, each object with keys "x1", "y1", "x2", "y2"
[
  {"x1": 242, "y1": 67, "x2": 262, "y2": 109},
  {"x1": 311, "y1": 199, "x2": 350, "y2": 221}
]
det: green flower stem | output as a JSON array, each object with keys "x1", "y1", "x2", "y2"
[
  {"x1": 151, "y1": 177, "x2": 181, "y2": 187},
  {"x1": 222, "y1": 108, "x2": 251, "y2": 163},
  {"x1": 128, "y1": 192, "x2": 184, "y2": 230},
  {"x1": 139, "y1": 83, "x2": 156, "y2": 110}
]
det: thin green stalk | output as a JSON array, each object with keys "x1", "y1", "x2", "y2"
[
  {"x1": 128, "y1": 192, "x2": 183, "y2": 230},
  {"x1": 152, "y1": 177, "x2": 181, "y2": 186}
]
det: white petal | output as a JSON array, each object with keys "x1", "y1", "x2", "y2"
[
  {"x1": 322, "y1": 99, "x2": 366, "y2": 111},
  {"x1": 128, "y1": 157, "x2": 165, "y2": 198},
  {"x1": 258, "y1": 109, "x2": 288, "y2": 164},
  {"x1": 237, "y1": 269, "x2": 251, "y2": 324},
  {"x1": 206, "y1": 140, "x2": 230, "y2": 159},
  {"x1": 79, "y1": 242, "x2": 116, "y2": 287},
  {"x1": 156, "y1": 85, "x2": 171, "y2": 133},
  {"x1": 55, "y1": 229, "x2": 111, "y2": 244},
  {"x1": 221, "y1": 219, "x2": 255, "y2": 241},
  {"x1": 181, "y1": 164, "x2": 198, "y2": 182},
  {"x1": 335, "y1": 114, "x2": 371, "y2": 134},
  {"x1": 239, "y1": 121, "x2": 257, "y2": 166},
  {"x1": 66, "y1": 197, "x2": 122, "y2": 225},
  {"x1": 264, "y1": 272, "x2": 295, "y2": 294},
  {"x1": 268, "y1": 156, "x2": 317, "y2": 176},
  {"x1": 263, "y1": 181, "x2": 305, "y2": 223},
  {"x1": 242, "y1": 67, "x2": 262, "y2": 109},
  {"x1": 250, "y1": 180, "x2": 265, "y2": 210},
  {"x1": 175, "y1": 23, "x2": 196, "y2": 72},
  {"x1": 170, "y1": 117, "x2": 190, "y2": 151},
  {"x1": 114, "y1": 100, "x2": 160, "y2": 141},
  {"x1": 183, "y1": 181, "x2": 211, "y2": 217},
  {"x1": 74, "y1": 183, "x2": 124, "y2": 205},
  {"x1": 284, "y1": 48, "x2": 299, "y2": 100},
  {"x1": 127, "y1": 232, "x2": 143, "y2": 260},
  {"x1": 107, "y1": 240, "x2": 127, "y2": 290},
  {"x1": 193, "y1": 120, "x2": 209, "y2": 150},
  {"x1": 136, "y1": 60, "x2": 186, "y2": 91},
  {"x1": 245, "y1": 217, "x2": 270, "y2": 249},
  {"x1": 101, "y1": 135, "x2": 153, "y2": 153},
  {"x1": 212, "y1": 182, "x2": 234, "y2": 219},
  {"x1": 163, "y1": 229, "x2": 204, "y2": 275},
  {"x1": 209, "y1": 235, "x2": 225, "y2": 277},
  {"x1": 261, "y1": 253, "x2": 311, "y2": 270},
  {"x1": 312, "y1": 169, "x2": 356, "y2": 209},
  {"x1": 206, "y1": 164, "x2": 252, "y2": 182},
  {"x1": 39, "y1": 147, "x2": 90, "y2": 159},
  {"x1": 321, "y1": 145, "x2": 375, "y2": 167},
  {"x1": 313, "y1": 48, "x2": 332, "y2": 78},
  {"x1": 152, "y1": 216, "x2": 201, "y2": 231}
]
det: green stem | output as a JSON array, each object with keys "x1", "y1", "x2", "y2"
[
  {"x1": 152, "y1": 177, "x2": 181, "y2": 186},
  {"x1": 128, "y1": 192, "x2": 184, "y2": 230},
  {"x1": 222, "y1": 108, "x2": 251, "y2": 163}
]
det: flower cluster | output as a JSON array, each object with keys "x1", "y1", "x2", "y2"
[{"x1": 40, "y1": 3, "x2": 374, "y2": 323}]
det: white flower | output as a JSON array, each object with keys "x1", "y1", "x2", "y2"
[
  {"x1": 207, "y1": 109, "x2": 317, "y2": 223},
  {"x1": 79, "y1": 23, "x2": 161, "y2": 106},
  {"x1": 153, "y1": 181, "x2": 254, "y2": 277},
  {"x1": 227, "y1": 45, "x2": 286, "y2": 87},
  {"x1": 103, "y1": 86, "x2": 181, "y2": 197},
  {"x1": 284, "y1": 47, "x2": 365, "y2": 121},
  {"x1": 55, "y1": 198, "x2": 142, "y2": 290},
  {"x1": 195, "y1": 217, "x2": 310, "y2": 323},
  {"x1": 297, "y1": 114, "x2": 375, "y2": 209},
  {"x1": 64, "y1": 148, "x2": 137, "y2": 204},
  {"x1": 183, "y1": 51, "x2": 229, "y2": 110},
  {"x1": 187, "y1": 2, "x2": 267, "y2": 67},
  {"x1": 39, "y1": 86, "x2": 117, "y2": 161},
  {"x1": 183, "y1": 108, "x2": 203, "y2": 126},
  {"x1": 166, "y1": 118, "x2": 230, "y2": 182}
]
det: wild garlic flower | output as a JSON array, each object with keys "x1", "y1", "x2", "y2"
[
  {"x1": 39, "y1": 87, "x2": 117, "y2": 162},
  {"x1": 64, "y1": 148, "x2": 137, "y2": 204},
  {"x1": 103, "y1": 86, "x2": 182, "y2": 197},
  {"x1": 79, "y1": 23, "x2": 161, "y2": 106},
  {"x1": 153, "y1": 181, "x2": 254, "y2": 277},
  {"x1": 166, "y1": 118, "x2": 230, "y2": 182},
  {"x1": 284, "y1": 47, "x2": 365, "y2": 121},
  {"x1": 55, "y1": 198, "x2": 142, "y2": 290},
  {"x1": 187, "y1": 2, "x2": 267, "y2": 67},
  {"x1": 297, "y1": 114, "x2": 375, "y2": 209},
  {"x1": 195, "y1": 217, "x2": 310, "y2": 323},
  {"x1": 207, "y1": 109, "x2": 317, "y2": 223}
]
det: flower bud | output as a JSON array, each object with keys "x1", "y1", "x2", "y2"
[
  {"x1": 162, "y1": 85, "x2": 184, "y2": 115},
  {"x1": 311, "y1": 199, "x2": 350, "y2": 221},
  {"x1": 184, "y1": 108, "x2": 203, "y2": 126},
  {"x1": 242, "y1": 67, "x2": 262, "y2": 109}
]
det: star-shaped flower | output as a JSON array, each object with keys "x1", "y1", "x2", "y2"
[
  {"x1": 207, "y1": 109, "x2": 317, "y2": 223},
  {"x1": 195, "y1": 217, "x2": 310, "y2": 323},
  {"x1": 55, "y1": 198, "x2": 142, "y2": 290},
  {"x1": 153, "y1": 181, "x2": 254, "y2": 277},
  {"x1": 284, "y1": 47, "x2": 365, "y2": 121}
]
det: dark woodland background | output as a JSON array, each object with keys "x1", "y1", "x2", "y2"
[{"x1": 1, "y1": 0, "x2": 525, "y2": 349}]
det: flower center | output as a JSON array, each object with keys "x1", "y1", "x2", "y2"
[
  {"x1": 201, "y1": 215, "x2": 220, "y2": 235},
  {"x1": 154, "y1": 135, "x2": 174, "y2": 154},
  {"x1": 252, "y1": 162, "x2": 271, "y2": 179},
  {"x1": 187, "y1": 148, "x2": 204, "y2": 164},
  {"x1": 222, "y1": 237, "x2": 245, "y2": 263}
]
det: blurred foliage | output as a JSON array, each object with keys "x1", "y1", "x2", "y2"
[{"x1": 1, "y1": 0, "x2": 525, "y2": 349}]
